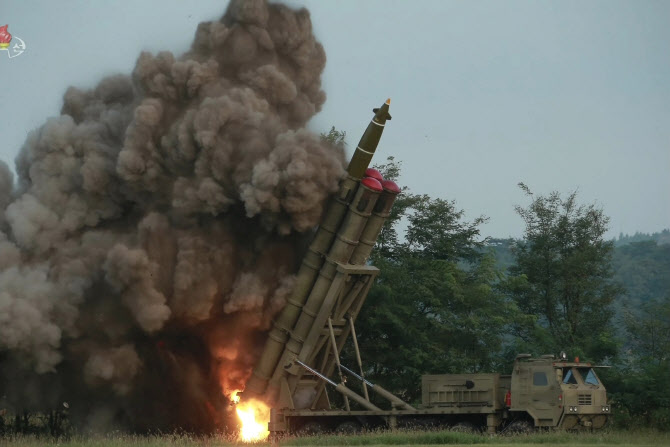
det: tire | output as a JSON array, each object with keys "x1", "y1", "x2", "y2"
[
  {"x1": 335, "y1": 420, "x2": 362, "y2": 434},
  {"x1": 505, "y1": 420, "x2": 532, "y2": 434},
  {"x1": 591, "y1": 415, "x2": 608, "y2": 430},
  {"x1": 296, "y1": 421, "x2": 327, "y2": 436}
]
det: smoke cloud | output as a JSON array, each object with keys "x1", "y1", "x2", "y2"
[{"x1": 0, "y1": 0, "x2": 344, "y2": 433}]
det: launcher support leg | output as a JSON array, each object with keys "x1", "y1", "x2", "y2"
[
  {"x1": 349, "y1": 316, "x2": 370, "y2": 401},
  {"x1": 388, "y1": 415, "x2": 397, "y2": 430},
  {"x1": 327, "y1": 317, "x2": 350, "y2": 411}
]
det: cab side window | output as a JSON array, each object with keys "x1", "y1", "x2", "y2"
[{"x1": 533, "y1": 372, "x2": 548, "y2": 386}]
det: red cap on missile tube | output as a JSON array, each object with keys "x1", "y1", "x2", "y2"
[
  {"x1": 364, "y1": 168, "x2": 383, "y2": 182},
  {"x1": 361, "y1": 177, "x2": 383, "y2": 192},
  {"x1": 382, "y1": 179, "x2": 401, "y2": 194}
]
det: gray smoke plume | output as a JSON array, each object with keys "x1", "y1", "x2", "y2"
[{"x1": 0, "y1": 0, "x2": 344, "y2": 433}]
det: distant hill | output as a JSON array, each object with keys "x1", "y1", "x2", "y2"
[
  {"x1": 612, "y1": 239, "x2": 670, "y2": 308},
  {"x1": 614, "y1": 229, "x2": 670, "y2": 247},
  {"x1": 484, "y1": 238, "x2": 517, "y2": 272}
]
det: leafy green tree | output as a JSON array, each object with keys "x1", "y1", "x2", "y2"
[
  {"x1": 623, "y1": 298, "x2": 670, "y2": 365},
  {"x1": 503, "y1": 184, "x2": 620, "y2": 361},
  {"x1": 320, "y1": 126, "x2": 347, "y2": 149},
  {"x1": 604, "y1": 297, "x2": 670, "y2": 429}
]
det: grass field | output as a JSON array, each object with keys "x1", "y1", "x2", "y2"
[{"x1": 2, "y1": 430, "x2": 669, "y2": 447}]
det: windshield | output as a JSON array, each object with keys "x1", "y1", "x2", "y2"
[
  {"x1": 577, "y1": 367, "x2": 600, "y2": 385},
  {"x1": 562, "y1": 368, "x2": 578, "y2": 384}
]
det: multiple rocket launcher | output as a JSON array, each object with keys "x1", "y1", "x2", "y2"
[{"x1": 243, "y1": 99, "x2": 402, "y2": 410}]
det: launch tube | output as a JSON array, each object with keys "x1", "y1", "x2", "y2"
[
  {"x1": 244, "y1": 175, "x2": 356, "y2": 396},
  {"x1": 245, "y1": 100, "x2": 392, "y2": 398},
  {"x1": 284, "y1": 178, "x2": 384, "y2": 357},
  {"x1": 350, "y1": 180, "x2": 401, "y2": 265},
  {"x1": 266, "y1": 178, "x2": 384, "y2": 397}
]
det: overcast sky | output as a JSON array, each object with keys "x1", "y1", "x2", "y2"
[{"x1": 1, "y1": 0, "x2": 668, "y2": 238}]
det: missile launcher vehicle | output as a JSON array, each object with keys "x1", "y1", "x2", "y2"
[
  {"x1": 240, "y1": 100, "x2": 611, "y2": 436},
  {"x1": 419, "y1": 354, "x2": 611, "y2": 434}
]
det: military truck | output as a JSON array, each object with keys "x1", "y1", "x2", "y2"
[{"x1": 420, "y1": 353, "x2": 610, "y2": 433}]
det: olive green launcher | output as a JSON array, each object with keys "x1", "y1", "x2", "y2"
[{"x1": 244, "y1": 100, "x2": 392, "y2": 400}]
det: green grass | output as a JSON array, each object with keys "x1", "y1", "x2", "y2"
[
  {"x1": 280, "y1": 429, "x2": 669, "y2": 446},
  {"x1": 1, "y1": 430, "x2": 668, "y2": 447},
  {"x1": 0, "y1": 433, "x2": 235, "y2": 447}
]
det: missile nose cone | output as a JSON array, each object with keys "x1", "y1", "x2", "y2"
[{"x1": 372, "y1": 99, "x2": 392, "y2": 123}]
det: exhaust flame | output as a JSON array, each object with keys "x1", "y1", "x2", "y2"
[
  {"x1": 230, "y1": 390, "x2": 241, "y2": 405},
  {"x1": 235, "y1": 398, "x2": 270, "y2": 442}
]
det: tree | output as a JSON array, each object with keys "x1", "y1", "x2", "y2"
[
  {"x1": 612, "y1": 240, "x2": 670, "y2": 310},
  {"x1": 503, "y1": 183, "x2": 620, "y2": 360},
  {"x1": 320, "y1": 126, "x2": 347, "y2": 149},
  {"x1": 605, "y1": 239, "x2": 670, "y2": 428},
  {"x1": 604, "y1": 297, "x2": 670, "y2": 429}
]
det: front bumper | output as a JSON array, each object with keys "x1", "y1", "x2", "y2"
[{"x1": 560, "y1": 405, "x2": 611, "y2": 429}]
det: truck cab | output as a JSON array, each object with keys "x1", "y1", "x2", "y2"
[{"x1": 509, "y1": 354, "x2": 610, "y2": 429}]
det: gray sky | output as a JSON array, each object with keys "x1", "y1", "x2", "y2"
[{"x1": 1, "y1": 0, "x2": 668, "y2": 238}]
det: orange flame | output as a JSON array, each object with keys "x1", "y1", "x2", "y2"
[
  {"x1": 234, "y1": 397, "x2": 270, "y2": 442},
  {"x1": 230, "y1": 390, "x2": 241, "y2": 404}
]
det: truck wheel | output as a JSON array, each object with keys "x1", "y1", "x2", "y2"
[
  {"x1": 591, "y1": 415, "x2": 607, "y2": 429},
  {"x1": 450, "y1": 422, "x2": 480, "y2": 434},
  {"x1": 335, "y1": 420, "x2": 362, "y2": 434},
  {"x1": 506, "y1": 420, "x2": 532, "y2": 434},
  {"x1": 296, "y1": 421, "x2": 326, "y2": 436}
]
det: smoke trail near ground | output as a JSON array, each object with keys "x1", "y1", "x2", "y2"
[{"x1": 0, "y1": 0, "x2": 344, "y2": 433}]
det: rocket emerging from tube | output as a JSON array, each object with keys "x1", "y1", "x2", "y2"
[
  {"x1": 347, "y1": 99, "x2": 392, "y2": 178},
  {"x1": 244, "y1": 100, "x2": 392, "y2": 400}
]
